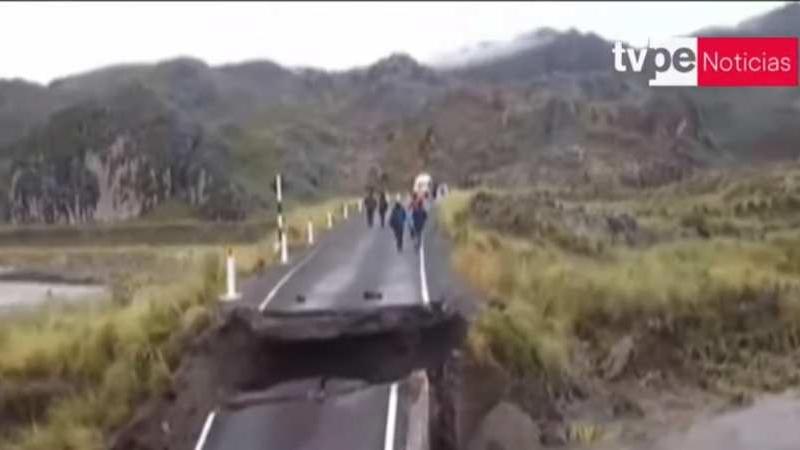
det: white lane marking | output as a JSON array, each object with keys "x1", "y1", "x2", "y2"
[
  {"x1": 383, "y1": 382, "x2": 400, "y2": 450},
  {"x1": 193, "y1": 410, "x2": 217, "y2": 450},
  {"x1": 258, "y1": 246, "x2": 322, "y2": 312},
  {"x1": 419, "y1": 234, "x2": 430, "y2": 306}
]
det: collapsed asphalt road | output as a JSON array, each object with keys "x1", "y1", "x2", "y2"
[
  {"x1": 185, "y1": 203, "x2": 472, "y2": 450},
  {"x1": 202, "y1": 375, "x2": 428, "y2": 450},
  {"x1": 111, "y1": 308, "x2": 467, "y2": 450}
]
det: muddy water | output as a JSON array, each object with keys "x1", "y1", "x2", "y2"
[{"x1": 647, "y1": 393, "x2": 800, "y2": 450}]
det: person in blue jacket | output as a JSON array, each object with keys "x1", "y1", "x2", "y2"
[
  {"x1": 388, "y1": 195, "x2": 407, "y2": 252},
  {"x1": 410, "y1": 196, "x2": 428, "y2": 251}
]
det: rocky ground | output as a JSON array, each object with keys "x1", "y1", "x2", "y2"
[{"x1": 459, "y1": 309, "x2": 800, "y2": 450}]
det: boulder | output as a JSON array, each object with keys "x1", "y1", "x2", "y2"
[
  {"x1": 601, "y1": 335, "x2": 635, "y2": 380},
  {"x1": 467, "y1": 402, "x2": 543, "y2": 450}
]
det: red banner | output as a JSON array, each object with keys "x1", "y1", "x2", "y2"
[{"x1": 697, "y1": 37, "x2": 798, "y2": 87}]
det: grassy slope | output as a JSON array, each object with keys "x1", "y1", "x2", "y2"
[
  {"x1": 439, "y1": 165, "x2": 800, "y2": 387},
  {"x1": 0, "y1": 197, "x2": 355, "y2": 449},
  {"x1": 0, "y1": 252, "x2": 222, "y2": 449}
]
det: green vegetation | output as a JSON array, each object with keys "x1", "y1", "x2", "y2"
[
  {"x1": 0, "y1": 219, "x2": 276, "y2": 248},
  {"x1": 0, "y1": 251, "x2": 222, "y2": 449},
  {"x1": 0, "y1": 197, "x2": 355, "y2": 449},
  {"x1": 440, "y1": 164, "x2": 800, "y2": 392}
]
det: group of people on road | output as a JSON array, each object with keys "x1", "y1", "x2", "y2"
[
  {"x1": 363, "y1": 189, "x2": 428, "y2": 252},
  {"x1": 363, "y1": 189, "x2": 389, "y2": 228}
]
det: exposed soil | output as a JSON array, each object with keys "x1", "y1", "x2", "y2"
[
  {"x1": 458, "y1": 296, "x2": 800, "y2": 450},
  {"x1": 107, "y1": 255, "x2": 800, "y2": 450},
  {"x1": 108, "y1": 290, "x2": 800, "y2": 450},
  {"x1": 109, "y1": 306, "x2": 469, "y2": 450}
]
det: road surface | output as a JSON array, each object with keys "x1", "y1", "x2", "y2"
[
  {"x1": 231, "y1": 203, "x2": 462, "y2": 340},
  {"x1": 196, "y1": 202, "x2": 461, "y2": 450},
  {"x1": 260, "y1": 214, "x2": 426, "y2": 312},
  {"x1": 241, "y1": 206, "x2": 451, "y2": 315},
  {"x1": 199, "y1": 374, "x2": 429, "y2": 450}
]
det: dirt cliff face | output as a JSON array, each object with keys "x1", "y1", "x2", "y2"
[
  {"x1": 8, "y1": 137, "x2": 215, "y2": 224},
  {"x1": 4, "y1": 86, "x2": 246, "y2": 224},
  {"x1": 377, "y1": 76, "x2": 711, "y2": 191}
]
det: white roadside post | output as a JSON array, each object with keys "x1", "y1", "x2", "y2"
[
  {"x1": 274, "y1": 173, "x2": 282, "y2": 254},
  {"x1": 307, "y1": 219, "x2": 314, "y2": 245},
  {"x1": 280, "y1": 232, "x2": 288, "y2": 264},
  {"x1": 275, "y1": 173, "x2": 288, "y2": 265},
  {"x1": 343, "y1": 202, "x2": 349, "y2": 219},
  {"x1": 327, "y1": 211, "x2": 333, "y2": 229},
  {"x1": 358, "y1": 198, "x2": 363, "y2": 213},
  {"x1": 274, "y1": 210, "x2": 283, "y2": 254},
  {"x1": 220, "y1": 248, "x2": 241, "y2": 301}
]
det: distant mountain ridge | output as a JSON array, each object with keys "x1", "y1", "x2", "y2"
[{"x1": 0, "y1": 2, "x2": 797, "y2": 224}]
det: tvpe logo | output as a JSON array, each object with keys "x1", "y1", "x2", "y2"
[{"x1": 613, "y1": 37, "x2": 799, "y2": 87}]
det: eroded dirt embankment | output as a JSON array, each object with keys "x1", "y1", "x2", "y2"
[
  {"x1": 108, "y1": 290, "x2": 800, "y2": 450},
  {"x1": 459, "y1": 290, "x2": 800, "y2": 450},
  {"x1": 110, "y1": 305, "x2": 469, "y2": 450},
  {"x1": 440, "y1": 185, "x2": 800, "y2": 450}
]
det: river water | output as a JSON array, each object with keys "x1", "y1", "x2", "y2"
[{"x1": 0, "y1": 266, "x2": 107, "y2": 311}]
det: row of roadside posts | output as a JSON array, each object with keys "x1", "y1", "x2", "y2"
[{"x1": 220, "y1": 173, "x2": 365, "y2": 302}]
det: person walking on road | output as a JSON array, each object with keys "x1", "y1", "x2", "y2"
[
  {"x1": 408, "y1": 192, "x2": 418, "y2": 239},
  {"x1": 411, "y1": 196, "x2": 428, "y2": 252},
  {"x1": 389, "y1": 195, "x2": 407, "y2": 251},
  {"x1": 378, "y1": 191, "x2": 389, "y2": 228},
  {"x1": 364, "y1": 189, "x2": 377, "y2": 228}
]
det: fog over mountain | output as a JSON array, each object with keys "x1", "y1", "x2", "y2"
[
  {"x1": 0, "y1": 2, "x2": 797, "y2": 224},
  {"x1": 430, "y1": 28, "x2": 564, "y2": 69}
]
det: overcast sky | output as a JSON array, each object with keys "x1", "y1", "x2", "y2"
[{"x1": 0, "y1": 1, "x2": 785, "y2": 84}]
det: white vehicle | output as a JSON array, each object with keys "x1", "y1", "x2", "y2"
[{"x1": 413, "y1": 172, "x2": 433, "y2": 199}]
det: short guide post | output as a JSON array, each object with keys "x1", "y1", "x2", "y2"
[
  {"x1": 221, "y1": 248, "x2": 241, "y2": 301},
  {"x1": 280, "y1": 231, "x2": 288, "y2": 264}
]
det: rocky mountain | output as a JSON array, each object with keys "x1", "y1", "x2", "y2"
[
  {"x1": 0, "y1": 3, "x2": 797, "y2": 224},
  {"x1": 3, "y1": 84, "x2": 247, "y2": 224}
]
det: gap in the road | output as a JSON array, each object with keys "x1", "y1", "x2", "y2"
[
  {"x1": 222, "y1": 313, "x2": 467, "y2": 396},
  {"x1": 215, "y1": 310, "x2": 468, "y2": 450},
  {"x1": 110, "y1": 308, "x2": 469, "y2": 450}
]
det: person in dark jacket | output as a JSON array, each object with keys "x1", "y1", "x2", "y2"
[
  {"x1": 411, "y1": 198, "x2": 428, "y2": 251},
  {"x1": 364, "y1": 190, "x2": 377, "y2": 227},
  {"x1": 378, "y1": 191, "x2": 389, "y2": 228},
  {"x1": 388, "y1": 196, "x2": 407, "y2": 251},
  {"x1": 408, "y1": 193, "x2": 418, "y2": 239}
]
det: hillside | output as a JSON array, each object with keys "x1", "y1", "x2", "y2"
[{"x1": 0, "y1": 3, "x2": 798, "y2": 224}]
